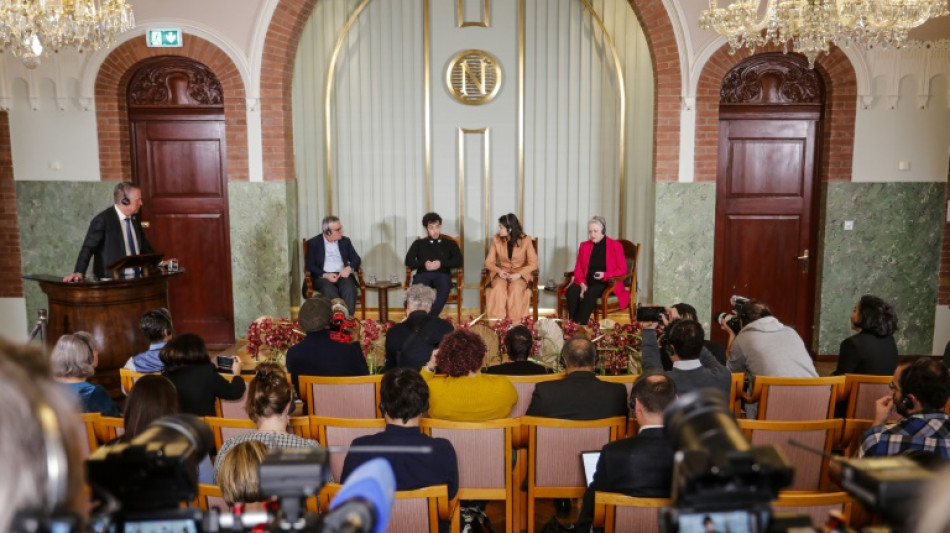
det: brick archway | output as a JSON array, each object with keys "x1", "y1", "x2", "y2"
[
  {"x1": 95, "y1": 35, "x2": 248, "y2": 182},
  {"x1": 694, "y1": 45, "x2": 857, "y2": 183},
  {"x1": 259, "y1": 0, "x2": 682, "y2": 183}
]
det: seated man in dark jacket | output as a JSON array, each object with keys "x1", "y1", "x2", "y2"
[
  {"x1": 484, "y1": 325, "x2": 549, "y2": 375},
  {"x1": 286, "y1": 294, "x2": 368, "y2": 395},
  {"x1": 385, "y1": 284, "x2": 454, "y2": 371},
  {"x1": 575, "y1": 372, "x2": 678, "y2": 531},
  {"x1": 641, "y1": 309, "x2": 731, "y2": 397}
]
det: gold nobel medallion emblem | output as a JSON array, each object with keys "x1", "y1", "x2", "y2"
[{"x1": 446, "y1": 49, "x2": 502, "y2": 105}]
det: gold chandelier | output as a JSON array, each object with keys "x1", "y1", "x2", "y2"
[
  {"x1": 699, "y1": 0, "x2": 950, "y2": 67},
  {"x1": 0, "y1": 0, "x2": 134, "y2": 69}
]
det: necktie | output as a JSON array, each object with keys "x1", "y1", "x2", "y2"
[{"x1": 124, "y1": 217, "x2": 138, "y2": 255}]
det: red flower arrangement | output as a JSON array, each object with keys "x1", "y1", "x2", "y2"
[
  {"x1": 359, "y1": 319, "x2": 393, "y2": 373},
  {"x1": 245, "y1": 316, "x2": 304, "y2": 364}
]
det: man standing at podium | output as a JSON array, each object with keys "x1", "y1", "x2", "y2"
[{"x1": 63, "y1": 181, "x2": 154, "y2": 281}]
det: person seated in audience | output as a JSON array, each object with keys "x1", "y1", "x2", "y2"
[
  {"x1": 218, "y1": 440, "x2": 270, "y2": 510},
  {"x1": 484, "y1": 213, "x2": 538, "y2": 322},
  {"x1": 640, "y1": 308, "x2": 730, "y2": 397},
  {"x1": 286, "y1": 294, "x2": 368, "y2": 395},
  {"x1": 562, "y1": 216, "x2": 628, "y2": 326},
  {"x1": 121, "y1": 374, "x2": 213, "y2": 483},
  {"x1": 670, "y1": 302, "x2": 726, "y2": 366},
  {"x1": 404, "y1": 212, "x2": 463, "y2": 317},
  {"x1": 342, "y1": 368, "x2": 458, "y2": 498},
  {"x1": 303, "y1": 215, "x2": 362, "y2": 316},
  {"x1": 575, "y1": 372, "x2": 678, "y2": 531},
  {"x1": 526, "y1": 336, "x2": 628, "y2": 420},
  {"x1": 384, "y1": 284, "x2": 454, "y2": 371},
  {"x1": 214, "y1": 362, "x2": 320, "y2": 482},
  {"x1": 0, "y1": 337, "x2": 87, "y2": 532},
  {"x1": 484, "y1": 325, "x2": 548, "y2": 375},
  {"x1": 859, "y1": 358, "x2": 950, "y2": 459},
  {"x1": 720, "y1": 299, "x2": 817, "y2": 418},
  {"x1": 52, "y1": 331, "x2": 121, "y2": 416},
  {"x1": 833, "y1": 294, "x2": 899, "y2": 376},
  {"x1": 421, "y1": 328, "x2": 517, "y2": 421},
  {"x1": 161, "y1": 333, "x2": 245, "y2": 417},
  {"x1": 123, "y1": 307, "x2": 174, "y2": 373}
]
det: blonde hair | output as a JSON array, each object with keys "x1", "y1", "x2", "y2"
[
  {"x1": 50, "y1": 333, "x2": 96, "y2": 379},
  {"x1": 218, "y1": 440, "x2": 268, "y2": 505}
]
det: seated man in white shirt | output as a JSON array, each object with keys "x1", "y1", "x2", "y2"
[{"x1": 303, "y1": 215, "x2": 362, "y2": 316}]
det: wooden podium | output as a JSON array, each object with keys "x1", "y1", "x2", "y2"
[{"x1": 24, "y1": 271, "x2": 184, "y2": 398}]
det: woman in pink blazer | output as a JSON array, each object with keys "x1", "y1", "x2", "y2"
[{"x1": 564, "y1": 216, "x2": 628, "y2": 325}]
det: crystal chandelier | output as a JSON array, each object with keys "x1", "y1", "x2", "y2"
[
  {"x1": 699, "y1": 0, "x2": 950, "y2": 67},
  {"x1": 0, "y1": 0, "x2": 135, "y2": 69}
]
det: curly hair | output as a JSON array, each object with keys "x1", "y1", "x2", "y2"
[
  {"x1": 435, "y1": 329, "x2": 486, "y2": 377},
  {"x1": 854, "y1": 295, "x2": 898, "y2": 337},
  {"x1": 245, "y1": 362, "x2": 293, "y2": 424}
]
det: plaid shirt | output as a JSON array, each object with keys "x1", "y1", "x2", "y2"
[
  {"x1": 858, "y1": 412, "x2": 950, "y2": 459},
  {"x1": 213, "y1": 431, "x2": 320, "y2": 482}
]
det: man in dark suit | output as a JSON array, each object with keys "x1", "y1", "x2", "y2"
[
  {"x1": 384, "y1": 284, "x2": 454, "y2": 371},
  {"x1": 64, "y1": 181, "x2": 154, "y2": 281},
  {"x1": 286, "y1": 294, "x2": 368, "y2": 396},
  {"x1": 303, "y1": 215, "x2": 362, "y2": 316},
  {"x1": 575, "y1": 372, "x2": 678, "y2": 531},
  {"x1": 526, "y1": 337, "x2": 628, "y2": 419}
]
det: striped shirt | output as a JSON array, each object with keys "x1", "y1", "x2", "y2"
[{"x1": 858, "y1": 412, "x2": 950, "y2": 459}]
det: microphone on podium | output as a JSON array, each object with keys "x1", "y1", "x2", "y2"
[{"x1": 322, "y1": 458, "x2": 396, "y2": 533}]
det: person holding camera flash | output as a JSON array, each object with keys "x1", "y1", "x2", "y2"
[{"x1": 640, "y1": 307, "x2": 731, "y2": 397}]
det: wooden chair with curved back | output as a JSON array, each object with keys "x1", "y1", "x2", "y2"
[
  {"x1": 309, "y1": 416, "x2": 386, "y2": 484},
  {"x1": 92, "y1": 416, "x2": 125, "y2": 444},
  {"x1": 196, "y1": 484, "x2": 228, "y2": 512},
  {"x1": 302, "y1": 237, "x2": 367, "y2": 318},
  {"x1": 405, "y1": 234, "x2": 465, "y2": 323},
  {"x1": 479, "y1": 237, "x2": 540, "y2": 321},
  {"x1": 742, "y1": 375, "x2": 846, "y2": 420},
  {"x1": 772, "y1": 491, "x2": 854, "y2": 526},
  {"x1": 842, "y1": 374, "x2": 892, "y2": 420},
  {"x1": 119, "y1": 368, "x2": 153, "y2": 394},
  {"x1": 320, "y1": 482, "x2": 459, "y2": 533},
  {"x1": 556, "y1": 240, "x2": 641, "y2": 322},
  {"x1": 215, "y1": 373, "x2": 255, "y2": 419},
  {"x1": 203, "y1": 416, "x2": 258, "y2": 453},
  {"x1": 592, "y1": 493, "x2": 671, "y2": 533},
  {"x1": 521, "y1": 416, "x2": 627, "y2": 533},
  {"x1": 298, "y1": 374, "x2": 383, "y2": 418},
  {"x1": 738, "y1": 418, "x2": 843, "y2": 491},
  {"x1": 729, "y1": 372, "x2": 746, "y2": 417},
  {"x1": 79, "y1": 413, "x2": 102, "y2": 457},
  {"x1": 838, "y1": 418, "x2": 875, "y2": 457}
]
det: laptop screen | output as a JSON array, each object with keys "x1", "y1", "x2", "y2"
[{"x1": 581, "y1": 451, "x2": 601, "y2": 487}]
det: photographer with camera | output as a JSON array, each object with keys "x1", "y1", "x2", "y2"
[
  {"x1": 640, "y1": 307, "x2": 731, "y2": 397},
  {"x1": 719, "y1": 299, "x2": 816, "y2": 418}
]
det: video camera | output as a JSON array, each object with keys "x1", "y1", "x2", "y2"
[
  {"x1": 78, "y1": 414, "x2": 394, "y2": 533},
  {"x1": 715, "y1": 295, "x2": 749, "y2": 336},
  {"x1": 329, "y1": 298, "x2": 357, "y2": 343}
]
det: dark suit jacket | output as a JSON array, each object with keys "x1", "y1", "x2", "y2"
[
  {"x1": 163, "y1": 364, "x2": 246, "y2": 417},
  {"x1": 74, "y1": 206, "x2": 154, "y2": 278},
  {"x1": 483, "y1": 360, "x2": 550, "y2": 375},
  {"x1": 525, "y1": 371, "x2": 628, "y2": 420},
  {"x1": 303, "y1": 235, "x2": 362, "y2": 297},
  {"x1": 576, "y1": 427, "x2": 674, "y2": 530},
  {"x1": 384, "y1": 311, "x2": 454, "y2": 371},
  {"x1": 286, "y1": 330, "x2": 369, "y2": 394},
  {"x1": 833, "y1": 331, "x2": 898, "y2": 376}
]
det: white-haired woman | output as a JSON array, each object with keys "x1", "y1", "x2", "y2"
[
  {"x1": 563, "y1": 216, "x2": 628, "y2": 326},
  {"x1": 51, "y1": 332, "x2": 121, "y2": 416}
]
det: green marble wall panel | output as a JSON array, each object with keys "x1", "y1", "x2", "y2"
[
  {"x1": 653, "y1": 182, "x2": 717, "y2": 329},
  {"x1": 229, "y1": 181, "x2": 293, "y2": 336},
  {"x1": 16, "y1": 181, "x2": 116, "y2": 327},
  {"x1": 817, "y1": 182, "x2": 943, "y2": 355}
]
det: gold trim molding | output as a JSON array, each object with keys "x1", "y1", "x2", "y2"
[
  {"x1": 457, "y1": 0, "x2": 490, "y2": 28},
  {"x1": 445, "y1": 49, "x2": 503, "y2": 106},
  {"x1": 457, "y1": 127, "x2": 490, "y2": 253}
]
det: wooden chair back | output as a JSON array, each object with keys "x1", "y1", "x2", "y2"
[
  {"x1": 302, "y1": 237, "x2": 367, "y2": 318},
  {"x1": 420, "y1": 417, "x2": 518, "y2": 533},
  {"x1": 521, "y1": 416, "x2": 626, "y2": 533},
  {"x1": 196, "y1": 484, "x2": 228, "y2": 512},
  {"x1": 119, "y1": 368, "x2": 152, "y2": 394},
  {"x1": 405, "y1": 234, "x2": 465, "y2": 322},
  {"x1": 79, "y1": 413, "x2": 101, "y2": 457},
  {"x1": 93, "y1": 416, "x2": 125, "y2": 444},
  {"x1": 479, "y1": 237, "x2": 540, "y2": 321},
  {"x1": 843, "y1": 374, "x2": 892, "y2": 419},
  {"x1": 215, "y1": 374, "x2": 255, "y2": 419},
  {"x1": 298, "y1": 374, "x2": 382, "y2": 418},
  {"x1": 738, "y1": 418, "x2": 843, "y2": 491},
  {"x1": 203, "y1": 416, "x2": 258, "y2": 452},
  {"x1": 320, "y1": 482, "x2": 458, "y2": 533},
  {"x1": 729, "y1": 372, "x2": 746, "y2": 416},
  {"x1": 592, "y1": 492, "x2": 670, "y2": 533},
  {"x1": 838, "y1": 418, "x2": 875, "y2": 457},
  {"x1": 555, "y1": 240, "x2": 641, "y2": 321},
  {"x1": 505, "y1": 374, "x2": 564, "y2": 420},
  {"x1": 746, "y1": 376, "x2": 845, "y2": 420},
  {"x1": 310, "y1": 416, "x2": 386, "y2": 483},
  {"x1": 772, "y1": 491, "x2": 854, "y2": 526}
]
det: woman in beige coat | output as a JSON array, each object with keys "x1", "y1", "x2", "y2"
[{"x1": 484, "y1": 213, "x2": 538, "y2": 321}]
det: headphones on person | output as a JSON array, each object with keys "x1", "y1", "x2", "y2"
[
  {"x1": 119, "y1": 182, "x2": 133, "y2": 206},
  {"x1": 901, "y1": 395, "x2": 915, "y2": 411},
  {"x1": 324, "y1": 227, "x2": 333, "y2": 237}
]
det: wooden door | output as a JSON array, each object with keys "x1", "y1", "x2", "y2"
[
  {"x1": 711, "y1": 54, "x2": 823, "y2": 351},
  {"x1": 128, "y1": 57, "x2": 235, "y2": 347}
]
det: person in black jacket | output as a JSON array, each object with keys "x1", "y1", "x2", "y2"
[
  {"x1": 833, "y1": 295, "x2": 899, "y2": 376},
  {"x1": 286, "y1": 294, "x2": 368, "y2": 395},
  {"x1": 302, "y1": 215, "x2": 362, "y2": 316},
  {"x1": 575, "y1": 372, "x2": 678, "y2": 531},
  {"x1": 404, "y1": 212, "x2": 463, "y2": 316},
  {"x1": 64, "y1": 181, "x2": 155, "y2": 282},
  {"x1": 161, "y1": 333, "x2": 245, "y2": 416},
  {"x1": 484, "y1": 325, "x2": 549, "y2": 375},
  {"x1": 384, "y1": 284, "x2": 454, "y2": 371}
]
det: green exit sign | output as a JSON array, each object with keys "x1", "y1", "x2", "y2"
[{"x1": 146, "y1": 29, "x2": 183, "y2": 48}]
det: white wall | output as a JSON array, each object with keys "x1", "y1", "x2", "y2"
[{"x1": 0, "y1": 298, "x2": 29, "y2": 343}]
